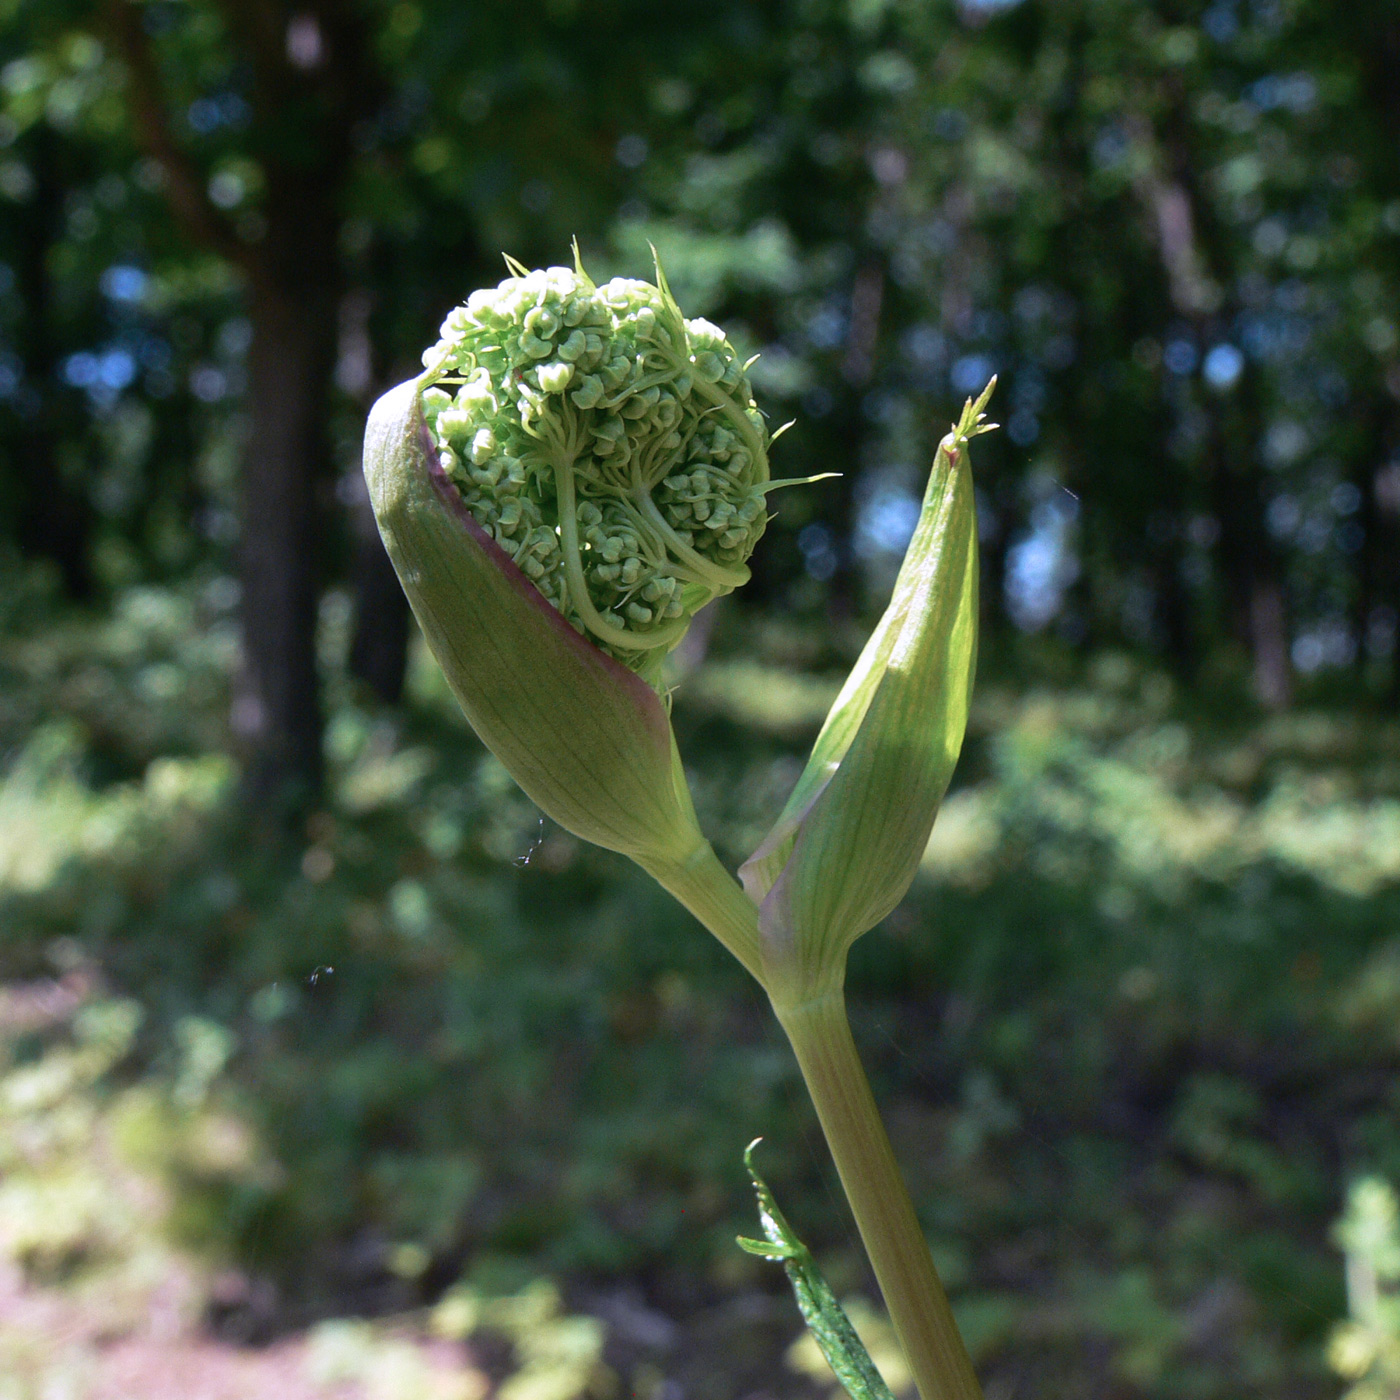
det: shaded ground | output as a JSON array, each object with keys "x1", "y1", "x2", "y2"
[
  {"x1": 1, "y1": 1263, "x2": 327, "y2": 1400},
  {"x1": 0, "y1": 1239, "x2": 849, "y2": 1400}
]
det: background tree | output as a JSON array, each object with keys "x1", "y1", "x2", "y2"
[
  {"x1": 4, "y1": 0, "x2": 1400, "y2": 790},
  {"x1": 6, "y1": 5, "x2": 1400, "y2": 1396}
]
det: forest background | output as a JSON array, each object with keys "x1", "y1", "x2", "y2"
[{"x1": 3, "y1": 1, "x2": 1400, "y2": 1396}]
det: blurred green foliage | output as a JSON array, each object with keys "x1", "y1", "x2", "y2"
[
  {"x1": 3, "y1": 0, "x2": 1400, "y2": 700},
  {"x1": 2, "y1": 1, "x2": 1400, "y2": 1395},
  {"x1": 1329, "y1": 1177, "x2": 1400, "y2": 1399},
  {"x1": 2, "y1": 562, "x2": 1400, "y2": 1394},
  {"x1": 0, "y1": 905, "x2": 626, "y2": 1400}
]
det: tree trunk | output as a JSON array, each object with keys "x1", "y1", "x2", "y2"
[
  {"x1": 15, "y1": 125, "x2": 94, "y2": 600},
  {"x1": 347, "y1": 469, "x2": 412, "y2": 705},
  {"x1": 235, "y1": 272, "x2": 337, "y2": 806},
  {"x1": 1208, "y1": 401, "x2": 1292, "y2": 710},
  {"x1": 1147, "y1": 87, "x2": 1292, "y2": 709},
  {"x1": 109, "y1": 0, "x2": 382, "y2": 808},
  {"x1": 1248, "y1": 577, "x2": 1292, "y2": 710},
  {"x1": 1371, "y1": 415, "x2": 1400, "y2": 705},
  {"x1": 343, "y1": 287, "x2": 412, "y2": 705},
  {"x1": 1153, "y1": 543, "x2": 1196, "y2": 678},
  {"x1": 1352, "y1": 18, "x2": 1400, "y2": 702}
]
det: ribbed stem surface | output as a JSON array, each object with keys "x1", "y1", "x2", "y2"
[
  {"x1": 637, "y1": 843, "x2": 765, "y2": 983},
  {"x1": 651, "y1": 847, "x2": 981, "y2": 1400},
  {"x1": 771, "y1": 992, "x2": 983, "y2": 1400}
]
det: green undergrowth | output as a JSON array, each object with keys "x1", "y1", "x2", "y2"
[{"x1": 3, "y1": 574, "x2": 1400, "y2": 1398}]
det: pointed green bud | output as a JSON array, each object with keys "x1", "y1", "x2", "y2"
[
  {"x1": 363, "y1": 377, "x2": 706, "y2": 866},
  {"x1": 740, "y1": 383, "x2": 995, "y2": 1004}
]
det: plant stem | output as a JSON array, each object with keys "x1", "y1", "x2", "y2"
[
  {"x1": 652, "y1": 848, "x2": 981, "y2": 1400},
  {"x1": 771, "y1": 991, "x2": 983, "y2": 1400},
  {"x1": 638, "y1": 842, "x2": 766, "y2": 984}
]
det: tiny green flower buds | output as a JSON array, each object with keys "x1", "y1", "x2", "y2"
[
  {"x1": 417, "y1": 250, "x2": 772, "y2": 690},
  {"x1": 363, "y1": 377, "x2": 707, "y2": 868},
  {"x1": 740, "y1": 383, "x2": 995, "y2": 1005}
]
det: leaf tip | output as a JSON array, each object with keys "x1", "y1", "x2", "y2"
[{"x1": 743, "y1": 1137, "x2": 764, "y2": 1173}]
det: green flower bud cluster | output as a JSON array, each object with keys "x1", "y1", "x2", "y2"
[{"x1": 419, "y1": 255, "x2": 772, "y2": 685}]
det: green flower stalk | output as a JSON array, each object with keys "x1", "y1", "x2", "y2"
[
  {"x1": 364, "y1": 252, "x2": 991, "y2": 1400},
  {"x1": 740, "y1": 387, "x2": 991, "y2": 1400}
]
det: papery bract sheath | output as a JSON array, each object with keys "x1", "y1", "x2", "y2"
[{"x1": 364, "y1": 377, "x2": 705, "y2": 866}]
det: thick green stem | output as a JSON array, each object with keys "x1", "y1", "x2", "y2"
[
  {"x1": 649, "y1": 848, "x2": 981, "y2": 1400},
  {"x1": 637, "y1": 842, "x2": 766, "y2": 984},
  {"x1": 772, "y1": 992, "x2": 983, "y2": 1400}
]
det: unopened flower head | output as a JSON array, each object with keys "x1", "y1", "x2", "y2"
[{"x1": 419, "y1": 252, "x2": 771, "y2": 686}]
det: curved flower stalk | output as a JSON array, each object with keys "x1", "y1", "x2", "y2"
[{"x1": 364, "y1": 253, "x2": 991, "y2": 1400}]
